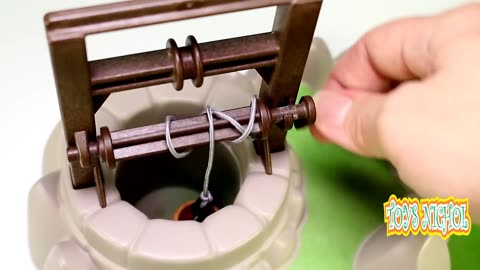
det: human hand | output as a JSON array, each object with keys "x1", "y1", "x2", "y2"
[{"x1": 310, "y1": 4, "x2": 480, "y2": 222}]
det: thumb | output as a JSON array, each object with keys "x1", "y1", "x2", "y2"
[{"x1": 310, "y1": 90, "x2": 388, "y2": 158}]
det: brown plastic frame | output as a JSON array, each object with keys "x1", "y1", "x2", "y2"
[{"x1": 45, "y1": 0, "x2": 323, "y2": 206}]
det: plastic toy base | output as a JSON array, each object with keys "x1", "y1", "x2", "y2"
[
  {"x1": 354, "y1": 224, "x2": 451, "y2": 270},
  {"x1": 353, "y1": 193, "x2": 451, "y2": 270}
]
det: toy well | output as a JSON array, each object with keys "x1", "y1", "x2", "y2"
[
  {"x1": 30, "y1": 1, "x2": 455, "y2": 269},
  {"x1": 30, "y1": 72, "x2": 309, "y2": 269}
]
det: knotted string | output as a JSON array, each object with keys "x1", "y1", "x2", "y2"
[{"x1": 165, "y1": 96, "x2": 257, "y2": 215}]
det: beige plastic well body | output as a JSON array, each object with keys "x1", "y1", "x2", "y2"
[
  {"x1": 29, "y1": 38, "x2": 448, "y2": 270},
  {"x1": 29, "y1": 63, "x2": 314, "y2": 270}
]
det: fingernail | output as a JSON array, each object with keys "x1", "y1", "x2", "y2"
[{"x1": 313, "y1": 90, "x2": 352, "y2": 132}]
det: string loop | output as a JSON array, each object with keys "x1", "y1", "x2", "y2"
[
  {"x1": 165, "y1": 115, "x2": 192, "y2": 158},
  {"x1": 165, "y1": 96, "x2": 258, "y2": 209}
]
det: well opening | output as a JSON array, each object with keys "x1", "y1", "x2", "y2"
[{"x1": 115, "y1": 143, "x2": 242, "y2": 220}]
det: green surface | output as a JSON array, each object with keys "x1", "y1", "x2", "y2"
[
  {"x1": 286, "y1": 86, "x2": 479, "y2": 270},
  {"x1": 449, "y1": 225, "x2": 480, "y2": 269}
]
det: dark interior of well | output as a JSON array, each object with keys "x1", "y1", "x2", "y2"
[{"x1": 115, "y1": 143, "x2": 242, "y2": 220}]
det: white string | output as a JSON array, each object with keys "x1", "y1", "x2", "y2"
[
  {"x1": 200, "y1": 105, "x2": 215, "y2": 206},
  {"x1": 165, "y1": 96, "x2": 258, "y2": 208},
  {"x1": 165, "y1": 115, "x2": 192, "y2": 158},
  {"x1": 212, "y1": 96, "x2": 256, "y2": 143}
]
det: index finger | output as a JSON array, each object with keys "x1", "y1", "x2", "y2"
[{"x1": 326, "y1": 16, "x2": 436, "y2": 92}]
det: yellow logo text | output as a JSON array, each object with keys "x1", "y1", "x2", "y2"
[{"x1": 383, "y1": 195, "x2": 471, "y2": 239}]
